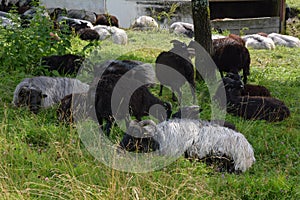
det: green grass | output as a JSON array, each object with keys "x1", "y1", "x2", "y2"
[{"x1": 0, "y1": 18, "x2": 300, "y2": 200}]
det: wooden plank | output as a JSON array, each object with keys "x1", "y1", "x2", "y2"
[{"x1": 211, "y1": 17, "x2": 280, "y2": 34}]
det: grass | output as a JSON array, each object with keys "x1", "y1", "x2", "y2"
[{"x1": 1, "y1": 9, "x2": 300, "y2": 200}]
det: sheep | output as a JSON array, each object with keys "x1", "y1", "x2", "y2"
[
  {"x1": 41, "y1": 54, "x2": 84, "y2": 75},
  {"x1": 67, "y1": 9, "x2": 97, "y2": 24},
  {"x1": 214, "y1": 74, "x2": 290, "y2": 122},
  {"x1": 225, "y1": 73, "x2": 271, "y2": 97},
  {"x1": 241, "y1": 84, "x2": 271, "y2": 97},
  {"x1": 131, "y1": 16, "x2": 158, "y2": 30},
  {"x1": 267, "y1": 33, "x2": 300, "y2": 48},
  {"x1": 93, "y1": 59, "x2": 156, "y2": 86},
  {"x1": 77, "y1": 28, "x2": 100, "y2": 41},
  {"x1": 169, "y1": 22, "x2": 194, "y2": 38},
  {"x1": 57, "y1": 16, "x2": 93, "y2": 33},
  {"x1": 171, "y1": 105, "x2": 236, "y2": 131},
  {"x1": 87, "y1": 25, "x2": 127, "y2": 45},
  {"x1": 0, "y1": 0, "x2": 32, "y2": 14},
  {"x1": 211, "y1": 34, "x2": 251, "y2": 83},
  {"x1": 95, "y1": 73, "x2": 172, "y2": 135},
  {"x1": 56, "y1": 92, "x2": 95, "y2": 123},
  {"x1": 120, "y1": 119, "x2": 255, "y2": 173},
  {"x1": 155, "y1": 40, "x2": 196, "y2": 102},
  {"x1": 95, "y1": 13, "x2": 119, "y2": 27},
  {"x1": 242, "y1": 34, "x2": 276, "y2": 50},
  {"x1": 13, "y1": 76, "x2": 89, "y2": 114},
  {"x1": 92, "y1": 25, "x2": 111, "y2": 40}
]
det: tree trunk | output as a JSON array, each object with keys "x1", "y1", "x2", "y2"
[{"x1": 191, "y1": 0, "x2": 213, "y2": 81}]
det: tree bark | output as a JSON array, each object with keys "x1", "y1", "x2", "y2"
[{"x1": 191, "y1": 0, "x2": 213, "y2": 81}]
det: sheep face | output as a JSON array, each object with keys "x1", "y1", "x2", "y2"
[
  {"x1": 17, "y1": 87, "x2": 47, "y2": 114},
  {"x1": 120, "y1": 133, "x2": 160, "y2": 153}
]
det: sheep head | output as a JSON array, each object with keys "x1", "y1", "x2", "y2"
[
  {"x1": 120, "y1": 120, "x2": 159, "y2": 153},
  {"x1": 17, "y1": 86, "x2": 47, "y2": 114}
]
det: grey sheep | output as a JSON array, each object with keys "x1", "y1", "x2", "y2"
[
  {"x1": 13, "y1": 76, "x2": 89, "y2": 113},
  {"x1": 120, "y1": 119, "x2": 255, "y2": 173}
]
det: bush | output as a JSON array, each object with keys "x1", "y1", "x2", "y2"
[{"x1": 0, "y1": 6, "x2": 72, "y2": 74}]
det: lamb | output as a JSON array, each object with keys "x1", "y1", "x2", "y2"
[
  {"x1": 13, "y1": 76, "x2": 89, "y2": 114},
  {"x1": 214, "y1": 74, "x2": 290, "y2": 122},
  {"x1": 120, "y1": 119, "x2": 255, "y2": 173},
  {"x1": 169, "y1": 22, "x2": 194, "y2": 38},
  {"x1": 41, "y1": 54, "x2": 84, "y2": 75},
  {"x1": 155, "y1": 40, "x2": 196, "y2": 102},
  {"x1": 211, "y1": 34, "x2": 251, "y2": 83},
  {"x1": 95, "y1": 73, "x2": 172, "y2": 135},
  {"x1": 131, "y1": 16, "x2": 158, "y2": 30}
]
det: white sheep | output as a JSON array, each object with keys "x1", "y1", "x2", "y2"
[
  {"x1": 121, "y1": 119, "x2": 256, "y2": 173},
  {"x1": 242, "y1": 34, "x2": 276, "y2": 50},
  {"x1": 91, "y1": 25, "x2": 127, "y2": 45},
  {"x1": 169, "y1": 22, "x2": 194, "y2": 38},
  {"x1": 131, "y1": 16, "x2": 159, "y2": 30},
  {"x1": 268, "y1": 33, "x2": 300, "y2": 48}
]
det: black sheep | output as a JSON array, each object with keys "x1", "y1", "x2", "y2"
[
  {"x1": 212, "y1": 34, "x2": 250, "y2": 83},
  {"x1": 155, "y1": 40, "x2": 196, "y2": 102},
  {"x1": 77, "y1": 28, "x2": 100, "y2": 41},
  {"x1": 226, "y1": 73, "x2": 271, "y2": 97},
  {"x1": 95, "y1": 74, "x2": 172, "y2": 135},
  {"x1": 214, "y1": 75, "x2": 290, "y2": 122},
  {"x1": 41, "y1": 54, "x2": 84, "y2": 75}
]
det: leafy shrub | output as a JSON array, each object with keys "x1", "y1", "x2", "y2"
[{"x1": 0, "y1": 6, "x2": 72, "y2": 74}]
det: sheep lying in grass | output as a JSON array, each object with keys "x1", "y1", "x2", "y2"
[
  {"x1": 79, "y1": 25, "x2": 128, "y2": 44},
  {"x1": 13, "y1": 76, "x2": 89, "y2": 114},
  {"x1": 41, "y1": 54, "x2": 84, "y2": 75},
  {"x1": 57, "y1": 92, "x2": 90, "y2": 123},
  {"x1": 268, "y1": 33, "x2": 300, "y2": 48},
  {"x1": 225, "y1": 73, "x2": 271, "y2": 97},
  {"x1": 169, "y1": 22, "x2": 194, "y2": 38},
  {"x1": 95, "y1": 73, "x2": 172, "y2": 135},
  {"x1": 95, "y1": 13, "x2": 119, "y2": 27},
  {"x1": 120, "y1": 119, "x2": 255, "y2": 173},
  {"x1": 242, "y1": 34, "x2": 276, "y2": 50},
  {"x1": 211, "y1": 34, "x2": 251, "y2": 83},
  {"x1": 155, "y1": 40, "x2": 196, "y2": 102},
  {"x1": 171, "y1": 105, "x2": 236, "y2": 131},
  {"x1": 214, "y1": 74, "x2": 290, "y2": 122},
  {"x1": 131, "y1": 16, "x2": 158, "y2": 30}
]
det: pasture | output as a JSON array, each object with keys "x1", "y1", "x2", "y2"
[{"x1": 0, "y1": 5, "x2": 299, "y2": 200}]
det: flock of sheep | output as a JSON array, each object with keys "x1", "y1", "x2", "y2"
[{"x1": 2, "y1": 0, "x2": 296, "y2": 173}]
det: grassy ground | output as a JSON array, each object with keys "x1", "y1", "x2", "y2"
[{"x1": 0, "y1": 7, "x2": 300, "y2": 200}]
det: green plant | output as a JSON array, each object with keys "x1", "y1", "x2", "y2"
[{"x1": 0, "y1": 6, "x2": 72, "y2": 74}]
